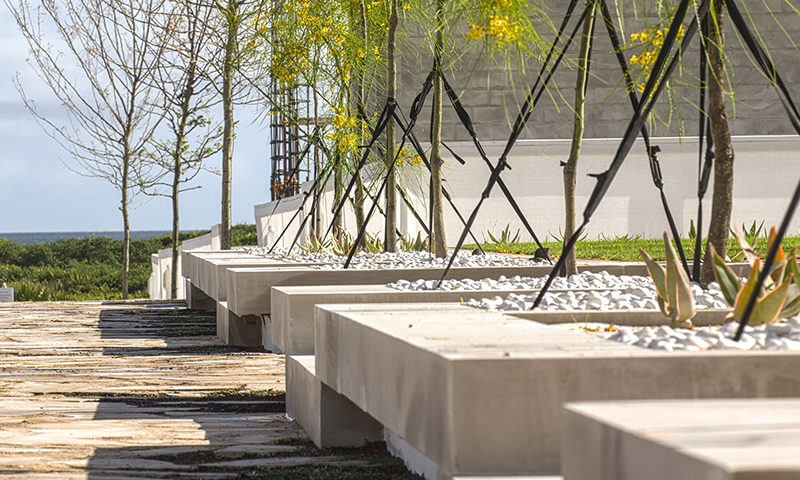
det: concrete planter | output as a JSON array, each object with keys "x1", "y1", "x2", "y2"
[
  {"x1": 272, "y1": 283, "x2": 732, "y2": 355},
  {"x1": 307, "y1": 303, "x2": 800, "y2": 479}
]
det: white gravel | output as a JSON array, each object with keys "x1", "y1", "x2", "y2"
[
  {"x1": 247, "y1": 247, "x2": 791, "y2": 351},
  {"x1": 388, "y1": 270, "x2": 653, "y2": 292},
  {"x1": 246, "y1": 247, "x2": 547, "y2": 270},
  {"x1": 396, "y1": 271, "x2": 727, "y2": 312},
  {"x1": 596, "y1": 319, "x2": 800, "y2": 351}
]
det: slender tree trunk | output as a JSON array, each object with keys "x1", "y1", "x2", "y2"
[
  {"x1": 384, "y1": 0, "x2": 398, "y2": 252},
  {"x1": 122, "y1": 148, "x2": 130, "y2": 300},
  {"x1": 701, "y1": 0, "x2": 734, "y2": 286},
  {"x1": 353, "y1": 136, "x2": 366, "y2": 246},
  {"x1": 563, "y1": 0, "x2": 596, "y2": 276},
  {"x1": 170, "y1": 117, "x2": 187, "y2": 299},
  {"x1": 169, "y1": 56, "x2": 195, "y2": 300},
  {"x1": 220, "y1": 0, "x2": 237, "y2": 250},
  {"x1": 313, "y1": 91, "x2": 322, "y2": 235},
  {"x1": 334, "y1": 154, "x2": 343, "y2": 231},
  {"x1": 351, "y1": 0, "x2": 367, "y2": 247},
  {"x1": 171, "y1": 168, "x2": 180, "y2": 299},
  {"x1": 431, "y1": 0, "x2": 446, "y2": 258}
]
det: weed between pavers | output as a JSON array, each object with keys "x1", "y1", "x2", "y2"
[
  {"x1": 141, "y1": 440, "x2": 423, "y2": 479},
  {"x1": 46, "y1": 391, "x2": 287, "y2": 413},
  {"x1": 233, "y1": 461, "x2": 423, "y2": 480},
  {"x1": 207, "y1": 385, "x2": 283, "y2": 398}
]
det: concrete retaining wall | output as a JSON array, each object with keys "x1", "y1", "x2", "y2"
[{"x1": 148, "y1": 224, "x2": 221, "y2": 300}]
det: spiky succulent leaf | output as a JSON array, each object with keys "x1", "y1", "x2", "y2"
[
  {"x1": 414, "y1": 233, "x2": 427, "y2": 251},
  {"x1": 766, "y1": 258, "x2": 788, "y2": 286},
  {"x1": 786, "y1": 247, "x2": 800, "y2": 284},
  {"x1": 781, "y1": 289, "x2": 800, "y2": 318},
  {"x1": 645, "y1": 232, "x2": 697, "y2": 325},
  {"x1": 765, "y1": 226, "x2": 787, "y2": 283},
  {"x1": 755, "y1": 274, "x2": 792, "y2": 325},
  {"x1": 734, "y1": 261, "x2": 761, "y2": 323},
  {"x1": 656, "y1": 295, "x2": 668, "y2": 317},
  {"x1": 733, "y1": 220, "x2": 760, "y2": 267},
  {"x1": 669, "y1": 258, "x2": 697, "y2": 323},
  {"x1": 640, "y1": 247, "x2": 666, "y2": 300},
  {"x1": 666, "y1": 255, "x2": 678, "y2": 320},
  {"x1": 710, "y1": 243, "x2": 741, "y2": 306},
  {"x1": 663, "y1": 231, "x2": 678, "y2": 266}
]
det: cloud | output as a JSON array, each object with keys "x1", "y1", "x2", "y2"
[{"x1": 0, "y1": 7, "x2": 270, "y2": 233}]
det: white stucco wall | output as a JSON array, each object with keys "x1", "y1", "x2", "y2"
[
  {"x1": 440, "y1": 135, "x2": 800, "y2": 242},
  {"x1": 252, "y1": 135, "x2": 800, "y2": 248}
]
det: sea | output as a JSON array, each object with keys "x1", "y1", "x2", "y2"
[{"x1": 0, "y1": 231, "x2": 175, "y2": 245}]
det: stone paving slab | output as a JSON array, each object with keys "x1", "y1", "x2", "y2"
[{"x1": 0, "y1": 300, "x2": 413, "y2": 479}]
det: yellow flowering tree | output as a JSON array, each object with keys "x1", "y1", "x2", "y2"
[{"x1": 251, "y1": 0, "x2": 390, "y2": 239}]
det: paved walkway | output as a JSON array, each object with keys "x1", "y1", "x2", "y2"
[{"x1": 0, "y1": 300, "x2": 375, "y2": 479}]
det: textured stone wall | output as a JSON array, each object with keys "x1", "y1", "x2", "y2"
[{"x1": 397, "y1": 0, "x2": 800, "y2": 142}]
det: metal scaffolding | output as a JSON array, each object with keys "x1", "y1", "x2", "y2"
[{"x1": 269, "y1": 80, "x2": 313, "y2": 201}]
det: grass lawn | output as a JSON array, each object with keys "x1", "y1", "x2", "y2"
[{"x1": 466, "y1": 234, "x2": 800, "y2": 262}]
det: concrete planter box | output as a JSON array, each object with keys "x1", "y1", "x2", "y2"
[
  {"x1": 272, "y1": 283, "x2": 731, "y2": 356},
  {"x1": 227, "y1": 262, "x2": 653, "y2": 318},
  {"x1": 182, "y1": 250, "x2": 320, "y2": 306},
  {"x1": 311, "y1": 303, "x2": 800, "y2": 479},
  {"x1": 563, "y1": 398, "x2": 800, "y2": 480},
  {"x1": 227, "y1": 263, "x2": 648, "y2": 347}
]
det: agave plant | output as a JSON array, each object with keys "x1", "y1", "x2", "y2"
[
  {"x1": 485, "y1": 223, "x2": 521, "y2": 244},
  {"x1": 299, "y1": 232, "x2": 331, "y2": 254},
  {"x1": 639, "y1": 232, "x2": 697, "y2": 328},
  {"x1": 710, "y1": 224, "x2": 800, "y2": 326},
  {"x1": 330, "y1": 229, "x2": 355, "y2": 257},
  {"x1": 400, "y1": 232, "x2": 429, "y2": 252},
  {"x1": 365, "y1": 233, "x2": 384, "y2": 254},
  {"x1": 726, "y1": 219, "x2": 765, "y2": 263}
]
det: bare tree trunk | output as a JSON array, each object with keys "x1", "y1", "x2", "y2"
[
  {"x1": 122, "y1": 146, "x2": 131, "y2": 300},
  {"x1": 701, "y1": 0, "x2": 734, "y2": 286},
  {"x1": 170, "y1": 101, "x2": 189, "y2": 299},
  {"x1": 171, "y1": 166, "x2": 180, "y2": 299},
  {"x1": 384, "y1": 0, "x2": 398, "y2": 252},
  {"x1": 563, "y1": 0, "x2": 595, "y2": 277},
  {"x1": 431, "y1": 0, "x2": 447, "y2": 258},
  {"x1": 220, "y1": 0, "x2": 237, "y2": 250},
  {"x1": 7, "y1": 0, "x2": 168, "y2": 301}
]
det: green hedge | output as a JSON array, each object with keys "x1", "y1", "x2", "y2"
[{"x1": 0, "y1": 224, "x2": 256, "y2": 301}]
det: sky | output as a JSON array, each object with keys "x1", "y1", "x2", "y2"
[{"x1": 0, "y1": 7, "x2": 275, "y2": 234}]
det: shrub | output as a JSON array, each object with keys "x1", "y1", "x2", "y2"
[{"x1": 0, "y1": 225, "x2": 255, "y2": 300}]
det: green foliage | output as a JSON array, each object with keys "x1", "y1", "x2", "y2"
[
  {"x1": 726, "y1": 220, "x2": 765, "y2": 262},
  {"x1": 231, "y1": 223, "x2": 258, "y2": 246},
  {"x1": 299, "y1": 231, "x2": 331, "y2": 254},
  {"x1": 734, "y1": 220, "x2": 765, "y2": 246},
  {"x1": 485, "y1": 223, "x2": 521, "y2": 244},
  {"x1": 639, "y1": 232, "x2": 696, "y2": 328},
  {"x1": 0, "y1": 228, "x2": 220, "y2": 301},
  {"x1": 13, "y1": 281, "x2": 53, "y2": 302},
  {"x1": 365, "y1": 232, "x2": 384, "y2": 254},
  {"x1": 330, "y1": 229, "x2": 356, "y2": 256},
  {"x1": 468, "y1": 234, "x2": 800, "y2": 263},
  {"x1": 399, "y1": 232, "x2": 429, "y2": 252}
]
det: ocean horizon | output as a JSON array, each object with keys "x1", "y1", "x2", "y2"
[{"x1": 0, "y1": 230, "x2": 195, "y2": 245}]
